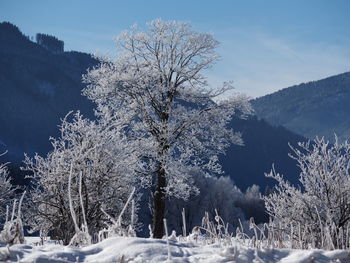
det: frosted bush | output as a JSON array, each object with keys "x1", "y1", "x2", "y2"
[
  {"x1": 98, "y1": 188, "x2": 136, "y2": 241},
  {"x1": 23, "y1": 112, "x2": 137, "y2": 245},
  {"x1": 0, "y1": 192, "x2": 25, "y2": 245},
  {"x1": 0, "y1": 152, "x2": 18, "y2": 219},
  {"x1": 264, "y1": 136, "x2": 350, "y2": 249}
]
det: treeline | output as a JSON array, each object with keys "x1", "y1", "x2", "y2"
[{"x1": 36, "y1": 33, "x2": 64, "y2": 53}]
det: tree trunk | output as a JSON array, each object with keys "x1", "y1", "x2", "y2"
[{"x1": 153, "y1": 166, "x2": 166, "y2": 238}]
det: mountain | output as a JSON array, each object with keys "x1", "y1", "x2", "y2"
[
  {"x1": 252, "y1": 72, "x2": 350, "y2": 142},
  {"x1": 0, "y1": 22, "x2": 306, "y2": 189},
  {"x1": 0, "y1": 22, "x2": 98, "y2": 164},
  {"x1": 221, "y1": 116, "x2": 305, "y2": 190}
]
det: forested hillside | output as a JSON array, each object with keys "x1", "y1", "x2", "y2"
[
  {"x1": 252, "y1": 72, "x2": 350, "y2": 141},
  {"x1": 0, "y1": 22, "x2": 97, "y2": 163},
  {"x1": 222, "y1": 116, "x2": 305, "y2": 190}
]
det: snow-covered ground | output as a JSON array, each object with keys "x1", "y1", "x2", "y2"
[{"x1": 2, "y1": 237, "x2": 350, "y2": 263}]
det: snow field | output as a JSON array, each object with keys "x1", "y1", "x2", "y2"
[{"x1": 2, "y1": 237, "x2": 350, "y2": 263}]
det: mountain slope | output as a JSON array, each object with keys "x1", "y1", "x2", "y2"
[
  {"x1": 221, "y1": 117, "x2": 305, "y2": 190},
  {"x1": 252, "y1": 72, "x2": 350, "y2": 141},
  {"x1": 0, "y1": 22, "x2": 98, "y2": 162}
]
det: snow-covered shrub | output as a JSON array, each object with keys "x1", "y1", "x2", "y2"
[
  {"x1": 68, "y1": 167, "x2": 91, "y2": 247},
  {"x1": 0, "y1": 152, "x2": 24, "y2": 246},
  {"x1": 23, "y1": 112, "x2": 138, "y2": 245},
  {"x1": 183, "y1": 209, "x2": 234, "y2": 246},
  {"x1": 264, "y1": 136, "x2": 350, "y2": 249},
  {"x1": 0, "y1": 192, "x2": 26, "y2": 245},
  {"x1": 98, "y1": 188, "x2": 137, "y2": 241},
  {"x1": 0, "y1": 154, "x2": 17, "y2": 220}
]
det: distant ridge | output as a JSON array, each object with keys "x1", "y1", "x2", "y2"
[{"x1": 252, "y1": 71, "x2": 350, "y2": 141}]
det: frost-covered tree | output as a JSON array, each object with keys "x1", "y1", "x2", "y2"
[
  {"x1": 236, "y1": 185, "x2": 268, "y2": 225},
  {"x1": 264, "y1": 136, "x2": 350, "y2": 249},
  {"x1": 166, "y1": 175, "x2": 245, "y2": 235},
  {"x1": 83, "y1": 19, "x2": 252, "y2": 238},
  {"x1": 24, "y1": 112, "x2": 137, "y2": 244}
]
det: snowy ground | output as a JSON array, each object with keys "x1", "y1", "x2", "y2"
[{"x1": 2, "y1": 237, "x2": 350, "y2": 262}]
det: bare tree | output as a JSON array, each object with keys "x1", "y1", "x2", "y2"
[{"x1": 83, "y1": 19, "x2": 252, "y2": 238}]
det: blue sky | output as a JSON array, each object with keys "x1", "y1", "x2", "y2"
[{"x1": 1, "y1": 0, "x2": 350, "y2": 97}]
